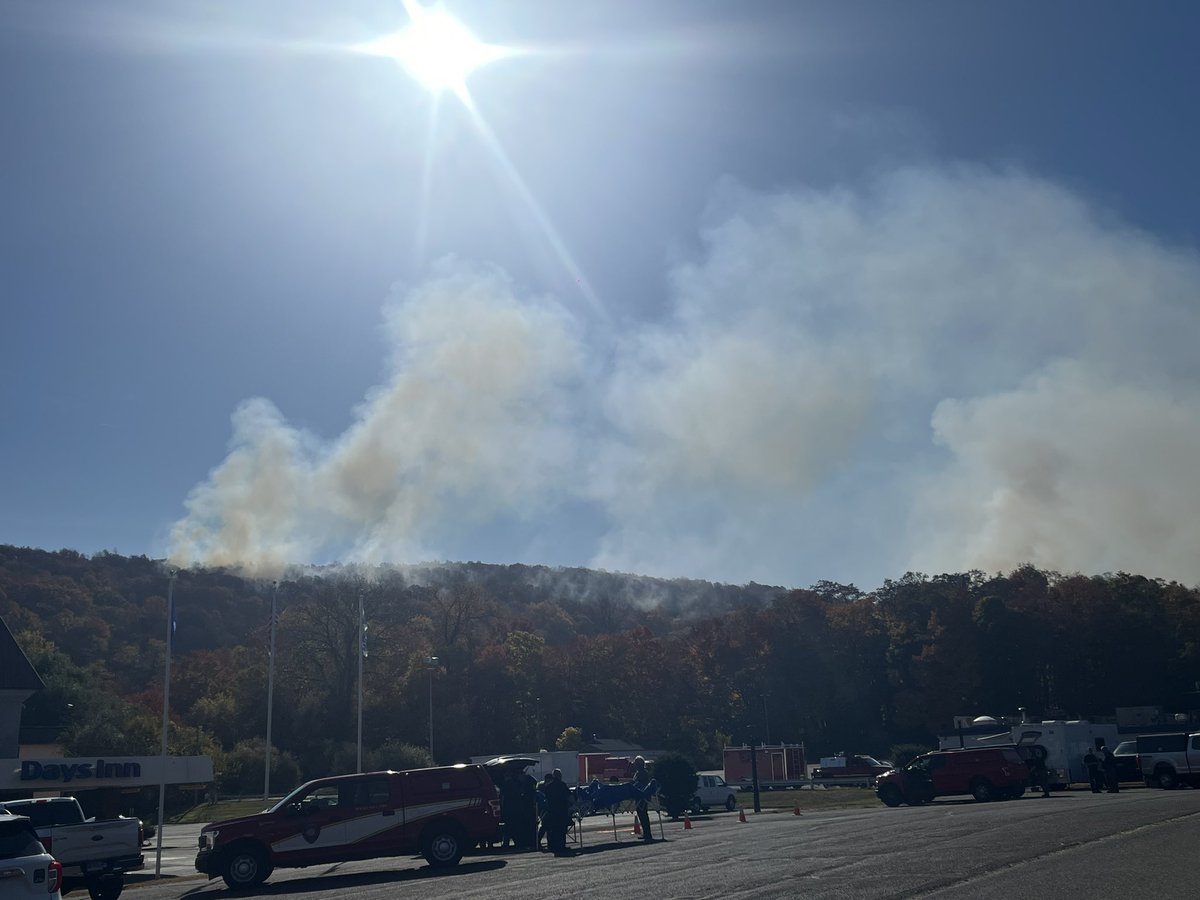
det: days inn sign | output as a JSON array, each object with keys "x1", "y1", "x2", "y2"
[{"x1": 2, "y1": 755, "x2": 213, "y2": 791}]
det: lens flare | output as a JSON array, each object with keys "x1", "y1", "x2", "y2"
[{"x1": 357, "y1": 1, "x2": 508, "y2": 96}]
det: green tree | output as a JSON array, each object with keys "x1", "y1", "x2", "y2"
[
  {"x1": 556, "y1": 726, "x2": 584, "y2": 751},
  {"x1": 363, "y1": 739, "x2": 433, "y2": 772},
  {"x1": 215, "y1": 738, "x2": 302, "y2": 796},
  {"x1": 651, "y1": 752, "x2": 698, "y2": 820}
]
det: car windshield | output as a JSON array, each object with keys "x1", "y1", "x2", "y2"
[
  {"x1": 1114, "y1": 742, "x2": 1136, "y2": 754},
  {"x1": 859, "y1": 757, "x2": 883, "y2": 767}
]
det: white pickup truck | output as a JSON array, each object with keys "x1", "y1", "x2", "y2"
[
  {"x1": 1136, "y1": 731, "x2": 1200, "y2": 789},
  {"x1": 0, "y1": 798, "x2": 142, "y2": 900}
]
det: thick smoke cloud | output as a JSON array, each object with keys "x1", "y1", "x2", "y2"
[
  {"x1": 170, "y1": 165, "x2": 1200, "y2": 587},
  {"x1": 170, "y1": 262, "x2": 585, "y2": 576}
]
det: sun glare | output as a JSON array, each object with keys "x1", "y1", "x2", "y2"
[{"x1": 358, "y1": 2, "x2": 507, "y2": 96}]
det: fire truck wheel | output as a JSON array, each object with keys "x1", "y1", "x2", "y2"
[
  {"x1": 724, "y1": 795, "x2": 737, "y2": 812},
  {"x1": 422, "y1": 824, "x2": 465, "y2": 868},
  {"x1": 222, "y1": 844, "x2": 272, "y2": 891},
  {"x1": 970, "y1": 779, "x2": 995, "y2": 802},
  {"x1": 877, "y1": 785, "x2": 903, "y2": 807}
]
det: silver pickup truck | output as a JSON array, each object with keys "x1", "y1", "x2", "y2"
[
  {"x1": 1135, "y1": 731, "x2": 1200, "y2": 790},
  {"x1": 0, "y1": 797, "x2": 142, "y2": 900}
]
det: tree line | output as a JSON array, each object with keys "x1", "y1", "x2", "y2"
[{"x1": 4, "y1": 545, "x2": 1199, "y2": 798}]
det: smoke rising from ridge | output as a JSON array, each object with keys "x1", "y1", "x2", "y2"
[{"x1": 169, "y1": 165, "x2": 1200, "y2": 587}]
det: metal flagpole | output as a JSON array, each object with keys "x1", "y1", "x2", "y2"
[
  {"x1": 356, "y1": 592, "x2": 364, "y2": 774},
  {"x1": 425, "y1": 656, "x2": 439, "y2": 761},
  {"x1": 264, "y1": 581, "x2": 278, "y2": 799},
  {"x1": 154, "y1": 570, "x2": 177, "y2": 877}
]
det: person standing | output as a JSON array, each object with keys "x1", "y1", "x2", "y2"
[
  {"x1": 536, "y1": 772, "x2": 553, "y2": 850},
  {"x1": 1101, "y1": 745, "x2": 1120, "y2": 793},
  {"x1": 517, "y1": 766, "x2": 539, "y2": 849},
  {"x1": 544, "y1": 769, "x2": 573, "y2": 856},
  {"x1": 1083, "y1": 748, "x2": 1103, "y2": 793},
  {"x1": 1028, "y1": 751, "x2": 1052, "y2": 797},
  {"x1": 499, "y1": 771, "x2": 520, "y2": 849},
  {"x1": 632, "y1": 756, "x2": 653, "y2": 843}
]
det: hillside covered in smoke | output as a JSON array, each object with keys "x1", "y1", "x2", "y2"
[{"x1": 6, "y1": 544, "x2": 1200, "y2": 797}]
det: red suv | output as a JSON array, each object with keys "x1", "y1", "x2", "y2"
[
  {"x1": 875, "y1": 748, "x2": 1028, "y2": 806},
  {"x1": 196, "y1": 766, "x2": 500, "y2": 891}
]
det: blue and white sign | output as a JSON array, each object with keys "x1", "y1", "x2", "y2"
[{"x1": 2, "y1": 756, "x2": 213, "y2": 791}]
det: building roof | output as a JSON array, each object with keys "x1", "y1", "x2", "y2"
[
  {"x1": 0, "y1": 617, "x2": 45, "y2": 692},
  {"x1": 581, "y1": 738, "x2": 646, "y2": 754}
]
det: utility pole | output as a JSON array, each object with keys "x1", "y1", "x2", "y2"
[{"x1": 264, "y1": 581, "x2": 278, "y2": 799}]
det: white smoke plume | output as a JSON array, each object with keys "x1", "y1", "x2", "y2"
[
  {"x1": 170, "y1": 261, "x2": 585, "y2": 578},
  {"x1": 170, "y1": 165, "x2": 1200, "y2": 587}
]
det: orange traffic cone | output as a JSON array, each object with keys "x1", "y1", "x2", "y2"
[
  {"x1": 738, "y1": 808, "x2": 747, "y2": 823},
  {"x1": 632, "y1": 817, "x2": 642, "y2": 836},
  {"x1": 683, "y1": 815, "x2": 692, "y2": 830},
  {"x1": 793, "y1": 806, "x2": 802, "y2": 816}
]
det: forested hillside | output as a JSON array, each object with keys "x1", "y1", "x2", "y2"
[{"x1": 5, "y1": 545, "x2": 1200, "y2": 795}]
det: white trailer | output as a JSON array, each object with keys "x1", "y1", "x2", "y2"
[
  {"x1": 939, "y1": 720, "x2": 1119, "y2": 788},
  {"x1": 469, "y1": 750, "x2": 581, "y2": 786}
]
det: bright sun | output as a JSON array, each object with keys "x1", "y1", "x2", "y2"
[{"x1": 358, "y1": 1, "x2": 507, "y2": 96}]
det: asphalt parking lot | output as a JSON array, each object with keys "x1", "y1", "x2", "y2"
[{"x1": 125, "y1": 787, "x2": 1200, "y2": 900}]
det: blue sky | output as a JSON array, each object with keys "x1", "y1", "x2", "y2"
[{"x1": 3, "y1": 0, "x2": 1199, "y2": 589}]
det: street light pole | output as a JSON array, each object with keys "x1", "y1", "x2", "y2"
[
  {"x1": 155, "y1": 569, "x2": 177, "y2": 877},
  {"x1": 357, "y1": 593, "x2": 365, "y2": 774},
  {"x1": 264, "y1": 581, "x2": 278, "y2": 799},
  {"x1": 425, "y1": 656, "x2": 439, "y2": 761}
]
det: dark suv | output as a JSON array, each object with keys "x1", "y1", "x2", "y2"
[{"x1": 876, "y1": 748, "x2": 1028, "y2": 806}]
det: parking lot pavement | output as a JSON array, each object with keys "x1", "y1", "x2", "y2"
[
  {"x1": 127, "y1": 823, "x2": 209, "y2": 886},
  {"x1": 125, "y1": 807, "x2": 737, "y2": 888}
]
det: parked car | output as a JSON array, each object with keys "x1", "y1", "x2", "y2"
[
  {"x1": 196, "y1": 766, "x2": 500, "y2": 891},
  {"x1": 875, "y1": 747, "x2": 1028, "y2": 806},
  {"x1": 0, "y1": 797, "x2": 141, "y2": 900},
  {"x1": 0, "y1": 813, "x2": 63, "y2": 899},
  {"x1": 812, "y1": 754, "x2": 892, "y2": 783},
  {"x1": 1135, "y1": 732, "x2": 1200, "y2": 789},
  {"x1": 1112, "y1": 741, "x2": 1140, "y2": 783},
  {"x1": 691, "y1": 774, "x2": 738, "y2": 812}
]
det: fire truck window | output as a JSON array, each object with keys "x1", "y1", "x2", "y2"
[
  {"x1": 304, "y1": 785, "x2": 340, "y2": 810},
  {"x1": 343, "y1": 779, "x2": 390, "y2": 808}
]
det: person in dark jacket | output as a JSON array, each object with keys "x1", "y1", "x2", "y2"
[
  {"x1": 499, "y1": 771, "x2": 524, "y2": 848},
  {"x1": 515, "y1": 767, "x2": 539, "y2": 848},
  {"x1": 1083, "y1": 748, "x2": 1103, "y2": 793},
  {"x1": 536, "y1": 773, "x2": 553, "y2": 850},
  {"x1": 1101, "y1": 745, "x2": 1120, "y2": 793},
  {"x1": 633, "y1": 756, "x2": 653, "y2": 843},
  {"x1": 544, "y1": 769, "x2": 573, "y2": 856},
  {"x1": 1028, "y1": 751, "x2": 1052, "y2": 797}
]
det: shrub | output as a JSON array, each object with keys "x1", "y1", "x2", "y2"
[{"x1": 651, "y1": 753, "x2": 698, "y2": 820}]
